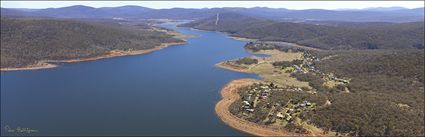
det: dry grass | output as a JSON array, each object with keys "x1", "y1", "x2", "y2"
[
  {"x1": 255, "y1": 50, "x2": 303, "y2": 62},
  {"x1": 249, "y1": 63, "x2": 310, "y2": 87},
  {"x1": 216, "y1": 50, "x2": 309, "y2": 88}
]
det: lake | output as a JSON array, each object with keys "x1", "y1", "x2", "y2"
[{"x1": 0, "y1": 24, "x2": 263, "y2": 136}]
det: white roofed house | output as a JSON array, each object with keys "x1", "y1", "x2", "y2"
[{"x1": 276, "y1": 112, "x2": 284, "y2": 119}]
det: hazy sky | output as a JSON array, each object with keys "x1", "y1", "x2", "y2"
[{"x1": 1, "y1": 1, "x2": 424, "y2": 10}]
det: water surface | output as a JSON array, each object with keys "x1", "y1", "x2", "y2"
[{"x1": 1, "y1": 24, "x2": 262, "y2": 136}]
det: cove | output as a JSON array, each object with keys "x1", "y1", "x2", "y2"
[{"x1": 0, "y1": 23, "x2": 263, "y2": 136}]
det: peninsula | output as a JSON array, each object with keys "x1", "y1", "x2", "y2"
[{"x1": 215, "y1": 42, "x2": 334, "y2": 136}]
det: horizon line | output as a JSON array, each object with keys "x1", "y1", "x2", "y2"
[
  {"x1": 1, "y1": 1, "x2": 424, "y2": 10},
  {"x1": 1, "y1": 4, "x2": 424, "y2": 11}
]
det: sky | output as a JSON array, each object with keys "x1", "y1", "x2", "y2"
[{"x1": 1, "y1": 1, "x2": 424, "y2": 10}]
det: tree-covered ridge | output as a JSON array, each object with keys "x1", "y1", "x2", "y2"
[
  {"x1": 297, "y1": 50, "x2": 424, "y2": 136},
  {"x1": 180, "y1": 13, "x2": 424, "y2": 50},
  {"x1": 1, "y1": 17, "x2": 183, "y2": 68}
]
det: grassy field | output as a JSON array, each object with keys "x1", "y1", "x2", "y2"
[
  {"x1": 249, "y1": 63, "x2": 309, "y2": 88},
  {"x1": 217, "y1": 49, "x2": 309, "y2": 88}
]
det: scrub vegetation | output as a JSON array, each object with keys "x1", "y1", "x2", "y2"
[{"x1": 300, "y1": 50, "x2": 424, "y2": 136}]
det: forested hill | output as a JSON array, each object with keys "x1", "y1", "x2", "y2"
[
  {"x1": 180, "y1": 13, "x2": 424, "y2": 50},
  {"x1": 305, "y1": 50, "x2": 424, "y2": 136},
  {"x1": 1, "y1": 17, "x2": 183, "y2": 68},
  {"x1": 179, "y1": 13, "x2": 275, "y2": 32}
]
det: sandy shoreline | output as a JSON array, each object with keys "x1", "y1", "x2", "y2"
[
  {"x1": 216, "y1": 79, "x2": 306, "y2": 136},
  {"x1": 0, "y1": 42, "x2": 186, "y2": 71}
]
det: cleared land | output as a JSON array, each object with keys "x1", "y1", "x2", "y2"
[{"x1": 216, "y1": 50, "x2": 310, "y2": 88}]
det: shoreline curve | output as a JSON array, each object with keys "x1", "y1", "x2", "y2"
[{"x1": 216, "y1": 79, "x2": 306, "y2": 136}]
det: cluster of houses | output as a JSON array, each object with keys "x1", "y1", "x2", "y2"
[
  {"x1": 286, "y1": 87, "x2": 306, "y2": 92},
  {"x1": 291, "y1": 52, "x2": 319, "y2": 74},
  {"x1": 268, "y1": 100, "x2": 317, "y2": 125},
  {"x1": 236, "y1": 82, "x2": 317, "y2": 127},
  {"x1": 289, "y1": 52, "x2": 351, "y2": 91},
  {"x1": 240, "y1": 83, "x2": 283, "y2": 114}
]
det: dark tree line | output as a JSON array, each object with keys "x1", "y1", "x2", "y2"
[
  {"x1": 235, "y1": 57, "x2": 258, "y2": 65},
  {"x1": 272, "y1": 59, "x2": 303, "y2": 68},
  {"x1": 244, "y1": 42, "x2": 306, "y2": 52}
]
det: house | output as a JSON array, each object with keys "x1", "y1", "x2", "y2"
[
  {"x1": 286, "y1": 115, "x2": 292, "y2": 121},
  {"x1": 277, "y1": 112, "x2": 284, "y2": 119},
  {"x1": 243, "y1": 101, "x2": 250, "y2": 106},
  {"x1": 246, "y1": 109, "x2": 254, "y2": 112},
  {"x1": 289, "y1": 108, "x2": 294, "y2": 113}
]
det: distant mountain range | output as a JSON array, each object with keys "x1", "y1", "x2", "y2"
[{"x1": 1, "y1": 5, "x2": 424, "y2": 22}]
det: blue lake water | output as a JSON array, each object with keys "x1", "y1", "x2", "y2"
[{"x1": 0, "y1": 24, "x2": 264, "y2": 136}]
